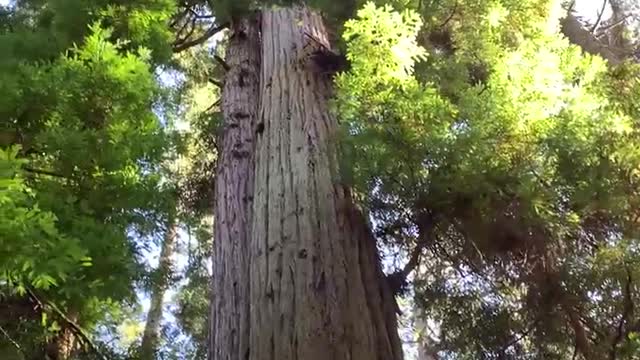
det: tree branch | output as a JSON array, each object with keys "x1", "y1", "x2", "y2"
[
  {"x1": 21, "y1": 165, "x2": 66, "y2": 178},
  {"x1": 209, "y1": 78, "x2": 224, "y2": 89},
  {"x1": 439, "y1": 1, "x2": 458, "y2": 28},
  {"x1": 170, "y1": 8, "x2": 189, "y2": 28},
  {"x1": 595, "y1": 14, "x2": 633, "y2": 37},
  {"x1": 387, "y1": 213, "x2": 434, "y2": 295},
  {"x1": 173, "y1": 14, "x2": 197, "y2": 45},
  {"x1": 213, "y1": 54, "x2": 230, "y2": 71},
  {"x1": 205, "y1": 98, "x2": 222, "y2": 113},
  {"x1": 561, "y1": 11, "x2": 622, "y2": 65},
  {"x1": 591, "y1": 0, "x2": 608, "y2": 33},
  {"x1": 0, "y1": 324, "x2": 24, "y2": 355},
  {"x1": 187, "y1": 7, "x2": 214, "y2": 19},
  {"x1": 24, "y1": 287, "x2": 107, "y2": 360},
  {"x1": 499, "y1": 317, "x2": 541, "y2": 353},
  {"x1": 173, "y1": 23, "x2": 228, "y2": 53}
]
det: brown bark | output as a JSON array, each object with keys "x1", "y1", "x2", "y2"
[
  {"x1": 247, "y1": 6, "x2": 402, "y2": 360},
  {"x1": 140, "y1": 220, "x2": 178, "y2": 360},
  {"x1": 209, "y1": 15, "x2": 260, "y2": 360},
  {"x1": 49, "y1": 312, "x2": 77, "y2": 360},
  {"x1": 561, "y1": 12, "x2": 623, "y2": 65}
]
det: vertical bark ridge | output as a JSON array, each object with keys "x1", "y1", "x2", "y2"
[
  {"x1": 250, "y1": 6, "x2": 403, "y2": 360},
  {"x1": 210, "y1": 15, "x2": 260, "y2": 360}
]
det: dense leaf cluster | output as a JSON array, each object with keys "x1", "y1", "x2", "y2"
[
  {"x1": 337, "y1": 1, "x2": 640, "y2": 358},
  {"x1": 0, "y1": 0, "x2": 177, "y2": 357}
]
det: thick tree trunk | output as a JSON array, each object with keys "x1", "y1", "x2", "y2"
[
  {"x1": 209, "y1": 16, "x2": 260, "y2": 360},
  {"x1": 247, "y1": 6, "x2": 402, "y2": 360},
  {"x1": 140, "y1": 220, "x2": 178, "y2": 360}
]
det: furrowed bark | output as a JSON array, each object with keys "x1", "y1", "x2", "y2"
[
  {"x1": 209, "y1": 16, "x2": 260, "y2": 360},
  {"x1": 140, "y1": 220, "x2": 178, "y2": 360},
  {"x1": 248, "y1": 6, "x2": 402, "y2": 360},
  {"x1": 50, "y1": 312, "x2": 77, "y2": 360}
]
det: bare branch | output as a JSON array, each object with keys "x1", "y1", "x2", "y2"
[
  {"x1": 186, "y1": 7, "x2": 214, "y2": 19},
  {"x1": 595, "y1": 14, "x2": 633, "y2": 37},
  {"x1": 173, "y1": 23, "x2": 228, "y2": 53},
  {"x1": 213, "y1": 54, "x2": 230, "y2": 71},
  {"x1": 499, "y1": 317, "x2": 541, "y2": 354},
  {"x1": 209, "y1": 78, "x2": 224, "y2": 89},
  {"x1": 561, "y1": 12, "x2": 622, "y2": 65},
  {"x1": 0, "y1": 324, "x2": 24, "y2": 355},
  {"x1": 205, "y1": 98, "x2": 222, "y2": 113},
  {"x1": 170, "y1": 8, "x2": 189, "y2": 28},
  {"x1": 173, "y1": 14, "x2": 196, "y2": 42},
  {"x1": 591, "y1": 0, "x2": 608, "y2": 33},
  {"x1": 387, "y1": 213, "x2": 434, "y2": 295},
  {"x1": 25, "y1": 287, "x2": 107, "y2": 360}
]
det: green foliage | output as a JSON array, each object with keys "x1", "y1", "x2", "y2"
[
  {"x1": 0, "y1": 0, "x2": 177, "y2": 356},
  {"x1": 337, "y1": 2, "x2": 640, "y2": 358},
  {"x1": 0, "y1": 146, "x2": 86, "y2": 290}
]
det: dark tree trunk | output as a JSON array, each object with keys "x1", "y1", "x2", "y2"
[{"x1": 209, "y1": 15, "x2": 260, "y2": 360}]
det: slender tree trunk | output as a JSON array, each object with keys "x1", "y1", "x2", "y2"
[
  {"x1": 247, "y1": 6, "x2": 402, "y2": 360},
  {"x1": 209, "y1": 15, "x2": 260, "y2": 360},
  {"x1": 140, "y1": 220, "x2": 178, "y2": 360}
]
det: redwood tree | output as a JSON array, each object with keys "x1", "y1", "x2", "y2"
[
  {"x1": 209, "y1": 1, "x2": 640, "y2": 359},
  {"x1": 210, "y1": 5, "x2": 403, "y2": 360}
]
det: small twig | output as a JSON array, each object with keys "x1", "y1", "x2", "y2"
[
  {"x1": 595, "y1": 14, "x2": 632, "y2": 38},
  {"x1": 187, "y1": 8, "x2": 214, "y2": 19},
  {"x1": 0, "y1": 324, "x2": 23, "y2": 354},
  {"x1": 176, "y1": 16, "x2": 199, "y2": 47},
  {"x1": 499, "y1": 317, "x2": 541, "y2": 353},
  {"x1": 591, "y1": 0, "x2": 608, "y2": 33},
  {"x1": 205, "y1": 98, "x2": 222, "y2": 113},
  {"x1": 209, "y1": 78, "x2": 224, "y2": 89}
]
